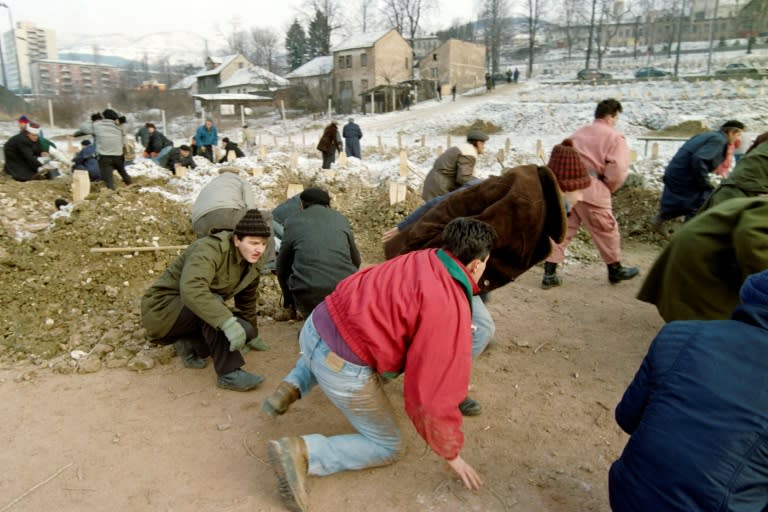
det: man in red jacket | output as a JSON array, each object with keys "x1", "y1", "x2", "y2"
[{"x1": 263, "y1": 218, "x2": 495, "y2": 512}]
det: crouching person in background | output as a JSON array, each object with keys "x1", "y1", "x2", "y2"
[
  {"x1": 262, "y1": 218, "x2": 493, "y2": 512},
  {"x1": 140, "y1": 210, "x2": 271, "y2": 391}
]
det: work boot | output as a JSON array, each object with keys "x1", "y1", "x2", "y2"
[
  {"x1": 459, "y1": 397, "x2": 482, "y2": 416},
  {"x1": 216, "y1": 369, "x2": 265, "y2": 391},
  {"x1": 608, "y1": 262, "x2": 640, "y2": 284},
  {"x1": 263, "y1": 381, "x2": 301, "y2": 418},
  {"x1": 173, "y1": 339, "x2": 206, "y2": 369},
  {"x1": 541, "y1": 262, "x2": 562, "y2": 289},
  {"x1": 267, "y1": 437, "x2": 309, "y2": 512}
]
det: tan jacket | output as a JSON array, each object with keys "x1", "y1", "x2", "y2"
[{"x1": 421, "y1": 143, "x2": 478, "y2": 200}]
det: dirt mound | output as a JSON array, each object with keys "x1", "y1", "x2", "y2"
[
  {"x1": 651, "y1": 120, "x2": 708, "y2": 137},
  {"x1": 447, "y1": 119, "x2": 504, "y2": 136}
]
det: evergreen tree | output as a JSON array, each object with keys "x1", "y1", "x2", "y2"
[
  {"x1": 285, "y1": 19, "x2": 307, "y2": 70},
  {"x1": 307, "y1": 10, "x2": 331, "y2": 58}
]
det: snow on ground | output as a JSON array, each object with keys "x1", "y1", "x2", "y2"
[{"x1": 8, "y1": 60, "x2": 768, "y2": 215}]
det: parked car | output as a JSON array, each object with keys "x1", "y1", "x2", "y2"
[
  {"x1": 577, "y1": 68, "x2": 612, "y2": 80},
  {"x1": 715, "y1": 63, "x2": 761, "y2": 76},
  {"x1": 635, "y1": 67, "x2": 671, "y2": 78}
]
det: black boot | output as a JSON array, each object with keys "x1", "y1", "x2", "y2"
[
  {"x1": 174, "y1": 338, "x2": 206, "y2": 369},
  {"x1": 459, "y1": 397, "x2": 482, "y2": 416},
  {"x1": 541, "y1": 262, "x2": 562, "y2": 289},
  {"x1": 608, "y1": 262, "x2": 639, "y2": 284}
]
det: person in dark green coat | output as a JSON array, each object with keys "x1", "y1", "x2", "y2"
[
  {"x1": 638, "y1": 196, "x2": 768, "y2": 322},
  {"x1": 276, "y1": 188, "x2": 361, "y2": 317},
  {"x1": 699, "y1": 132, "x2": 768, "y2": 212},
  {"x1": 141, "y1": 210, "x2": 272, "y2": 391}
]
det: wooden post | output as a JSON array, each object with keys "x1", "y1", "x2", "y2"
[
  {"x1": 280, "y1": 100, "x2": 286, "y2": 120},
  {"x1": 48, "y1": 98, "x2": 55, "y2": 128},
  {"x1": 397, "y1": 133, "x2": 402, "y2": 149},
  {"x1": 161, "y1": 109, "x2": 167, "y2": 134},
  {"x1": 378, "y1": 135, "x2": 383, "y2": 151},
  {"x1": 327, "y1": 98, "x2": 332, "y2": 120},
  {"x1": 388, "y1": 181, "x2": 407, "y2": 205},
  {"x1": 536, "y1": 139, "x2": 544, "y2": 160},
  {"x1": 447, "y1": 135, "x2": 452, "y2": 148},
  {"x1": 286, "y1": 183, "x2": 304, "y2": 199},
  {"x1": 652, "y1": 142, "x2": 659, "y2": 159},
  {"x1": 435, "y1": 145, "x2": 443, "y2": 156},
  {"x1": 420, "y1": 135, "x2": 426, "y2": 147},
  {"x1": 260, "y1": 146, "x2": 267, "y2": 158},
  {"x1": 175, "y1": 166, "x2": 187, "y2": 178},
  {"x1": 287, "y1": 134, "x2": 292, "y2": 145},
  {"x1": 370, "y1": 93, "x2": 374, "y2": 114},
  {"x1": 251, "y1": 167, "x2": 263, "y2": 176},
  {"x1": 399, "y1": 150, "x2": 408, "y2": 177},
  {"x1": 338, "y1": 152, "x2": 348, "y2": 168},
  {"x1": 240, "y1": 105, "x2": 245, "y2": 126},
  {"x1": 72, "y1": 170, "x2": 90, "y2": 202},
  {"x1": 289, "y1": 151, "x2": 298, "y2": 171},
  {"x1": 505, "y1": 137, "x2": 511, "y2": 153},
  {"x1": 227, "y1": 150, "x2": 237, "y2": 162},
  {"x1": 629, "y1": 149, "x2": 638, "y2": 163}
]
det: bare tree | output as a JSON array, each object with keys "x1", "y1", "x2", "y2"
[
  {"x1": 558, "y1": 0, "x2": 583, "y2": 59},
  {"x1": 595, "y1": 0, "x2": 630, "y2": 68},
  {"x1": 480, "y1": 0, "x2": 509, "y2": 74},
  {"x1": 381, "y1": 0, "x2": 432, "y2": 44},
  {"x1": 352, "y1": 0, "x2": 379, "y2": 33},
  {"x1": 524, "y1": 0, "x2": 546, "y2": 78},
  {"x1": 251, "y1": 28, "x2": 279, "y2": 72},
  {"x1": 222, "y1": 18, "x2": 251, "y2": 56}
]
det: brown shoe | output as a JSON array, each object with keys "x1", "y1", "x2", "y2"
[
  {"x1": 263, "y1": 382, "x2": 301, "y2": 418},
  {"x1": 267, "y1": 437, "x2": 309, "y2": 512}
]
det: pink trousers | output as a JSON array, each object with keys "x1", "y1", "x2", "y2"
[{"x1": 546, "y1": 202, "x2": 622, "y2": 265}]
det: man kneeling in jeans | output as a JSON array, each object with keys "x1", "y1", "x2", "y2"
[{"x1": 262, "y1": 218, "x2": 494, "y2": 512}]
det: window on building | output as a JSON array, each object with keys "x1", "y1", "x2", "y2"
[
  {"x1": 338, "y1": 56, "x2": 345, "y2": 68},
  {"x1": 433, "y1": 53, "x2": 437, "y2": 61},
  {"x1": 361, "y1": 53, "x2": 368, "y2": 67},
  {"x1": 345, "y1": 55, "x2": 352, "y2": 67},
  {"x1": 361, "y1": 79, "x2": 368, "y2": 91}
]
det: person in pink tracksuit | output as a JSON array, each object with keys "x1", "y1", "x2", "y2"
[{"x1": 542, "y1": 98, "x2": 639, "y2": 288}]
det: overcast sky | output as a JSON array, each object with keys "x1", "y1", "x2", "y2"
[{"x1": 5, "y1": 0, "x2": 497, "y2": 42}]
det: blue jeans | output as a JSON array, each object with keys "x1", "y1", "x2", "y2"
[
  {"x1": 471, "y1": 295, "x2": 494, "y2": 359},
  {"x1": 283, "y1": 315, "x2": 403, "y2": 476}
]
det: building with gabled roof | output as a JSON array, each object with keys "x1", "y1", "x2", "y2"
[
  {"x1": 218, "y1": 65, "x2": 288, "y2": 95},
  {"x1": 285, "y1": 56, "x2": 334, "y2": 107},
  {"x1": 196, "y1": 54, "x2": 251, "y2": 94},
  {"x1": 417, "y1": 39, "x2": 486, "y2": 96},
  {"x1": 332, "y1": 28, "x2": 412, "y2": 113}
]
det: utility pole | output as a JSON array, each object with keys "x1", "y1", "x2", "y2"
[
  {"x1": 673, "y1": 0, "x2": 687, "y2": 77},
  {"x1": 706, "y1": 0, "x2": 720, "y2": 75}
]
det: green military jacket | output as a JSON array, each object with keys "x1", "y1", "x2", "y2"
[
  {"x1": 141, "y1": 231, "x2": 262, "y2": 339},
  {"x1": 638, "y1": 197, "x2": 768, "y2": 322}
]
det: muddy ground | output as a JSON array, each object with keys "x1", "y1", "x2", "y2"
[{"x1": 0, "y1": 168, "x2": 671, "y2": 511}]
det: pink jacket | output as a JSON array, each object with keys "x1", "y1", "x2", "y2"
[{"x1": 570, "y1": 118, "x2": 630, "y2": 208}]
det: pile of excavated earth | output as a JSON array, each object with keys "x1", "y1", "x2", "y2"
[{"x1": 0, "y1": 119, "x2": 669, "y2": 377}]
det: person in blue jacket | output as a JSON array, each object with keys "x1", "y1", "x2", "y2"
[
  {"x1": 72, "y1": 140, "x2": 101, "y2": 181},
  {"x1": 194, "y1": 118, "x2": 218, "y2": 162},
  {"x1": 650, "y1": 120, "x2": 744, "y2": 229},
  {"x1": 610, "y1": 269, "x2": 768, "y2": 512}
]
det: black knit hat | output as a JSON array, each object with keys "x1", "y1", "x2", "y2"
[
  {"x1": 300, "y1": 188, "x2": 331, "y2": 207},
  {"x1": 234, "y1": 209, "x2": 271, "y2": 238},
  {"x1": 548, "y1": 139, "x2": 591, "y2": 192},
  {"x1": 102, "y1": 108, "x2": 119, "y2": 120}
]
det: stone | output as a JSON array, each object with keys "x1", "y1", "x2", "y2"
[
  {"x1": 127, "y1": 352, "x2": 155, "y2": 371},
  {"x1": 78, "y1": 356, "x2": 102, "y2": 373}
]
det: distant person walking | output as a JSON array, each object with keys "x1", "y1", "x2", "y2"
[
  {"x1": 317, "y1": 122, "x2": 342, "y2": 170},
  {"x1": 451, "y1": 84, "x2": 457, "y2": 101},
  {"x1": 513, "y1": 68, "x2": 520, "y2": 83},
  {"x1": 342, "y1": 118, "x2": 363, "y2": 159}
]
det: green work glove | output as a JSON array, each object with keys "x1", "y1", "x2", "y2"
[{"x1": 220, "y1": 317, "x2": 246, "y2": 352}]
